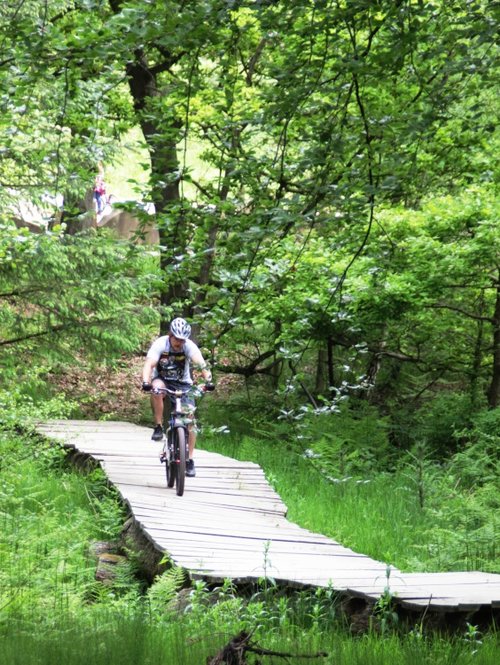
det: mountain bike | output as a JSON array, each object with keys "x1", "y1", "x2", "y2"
[{"x1": 152, "y1": 384, "x2": 214, "y2": 496}]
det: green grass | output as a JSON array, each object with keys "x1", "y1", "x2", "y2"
[
  {"x1": 0, "y1": 432, "x2": 140, "y2": 625},
  {"x1": 0, "y1": 615, "x2": 228, "y2": 665},
  {"x1": 1, "y1": 613, "x2": 498, "y2": 665},
  {"x1": 1, "y1": 427, "x2": 498, "y2": 665},
  {"x1": 104, "y1": 128, "x2": 150, "y2": 201},
  {"x1": 198, "y1": 430, "x2": 499, "y2": 574}
]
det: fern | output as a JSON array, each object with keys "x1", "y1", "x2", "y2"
[{"x1": 146, "y1": 567, "x2": 186, "y2": 615}]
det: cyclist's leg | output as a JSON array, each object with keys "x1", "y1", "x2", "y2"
[
  {"x1": 151, "y1": 377, "x2": 167, "y2": 426},
  {"x1": 181, "y1": 391, "x2": 197, "y2": 459},
  {"x1": 188, "y1": 423, "x2": 196, "y2": 459}
]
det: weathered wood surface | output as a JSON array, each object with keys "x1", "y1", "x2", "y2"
[{"x1": 36, "y1": 420, "x2": 500, "y2": 613}]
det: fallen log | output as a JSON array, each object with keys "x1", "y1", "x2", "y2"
[{"x1": 206, "y1": 630, "x2": 327, "y2": 664}]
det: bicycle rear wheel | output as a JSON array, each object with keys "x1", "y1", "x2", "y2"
[{"x1": 175, "y1": 427, "x2": 186, "y2": 496}]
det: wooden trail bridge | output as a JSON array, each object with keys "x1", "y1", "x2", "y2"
[{"x1": 37, "y1": 420, "x2": 500, "y2": 620}]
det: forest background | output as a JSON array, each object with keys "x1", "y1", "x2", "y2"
[{"x1": 0, "y1": 0, "x2": 499, "y2": 663}]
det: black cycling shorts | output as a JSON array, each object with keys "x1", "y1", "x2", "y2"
[{"x1": 151, "y1": 378, "x2": 196, "y2": 412}]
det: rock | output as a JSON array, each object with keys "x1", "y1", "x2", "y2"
[{"x1": 95, "y1": 552, "x2": 128, "y2": 584}]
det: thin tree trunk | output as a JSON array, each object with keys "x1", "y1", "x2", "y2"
[
  {"x1": 470, "y1": 297, "x2": 484, "y2": 411},
  {"x1": 124, "y1": 54, "x2": 185, "y2": 332},
  {"x1": 487, "y1": 272, "x2": 500, "y2": 408},
  {"x1": 327, "y1": 336, "x2": 335, "y2": 388},
  {"x1": 315, "y1": 346, "x2": 327, "y2": 396}
]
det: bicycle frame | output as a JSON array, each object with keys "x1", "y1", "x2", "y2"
[{"x1": 152, "y1": 386, "x2": 193, "y2": 496}]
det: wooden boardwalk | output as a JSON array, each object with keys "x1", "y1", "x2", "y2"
[{"x1": 36, "y1": 420, "x2": 500, "y2": 616}]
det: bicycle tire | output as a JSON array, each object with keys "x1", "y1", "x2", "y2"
[
  {"x1": 175, "y1": 427, "x2": 186, "y2": 496},
  {"x1": 165, "y1": 431, "x2": 176, "y2": 488}
]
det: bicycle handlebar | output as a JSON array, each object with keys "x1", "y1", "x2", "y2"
[{"x1": 150, "y1": 383, "x2": 214, "y2": 396}]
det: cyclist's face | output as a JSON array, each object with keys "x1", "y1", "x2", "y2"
[{"x1": 169, "y1": 334, "x2": 185, "y2": 352}]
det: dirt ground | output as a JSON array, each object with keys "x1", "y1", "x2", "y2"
[
  {"x1": 47, "y1": 354, "x2": 244, "y2": 425},
  {"x1": 47, "y1": 355, "x2": 147, "y2": 423}
]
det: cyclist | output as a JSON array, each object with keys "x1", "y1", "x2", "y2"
[{"x1": 141, "y1": 317, "x2": 213, "y2": 477}]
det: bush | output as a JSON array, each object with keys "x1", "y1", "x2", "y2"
[
  {"x1": 411, "y1": 392, "x2": 474, "y2": 456},
  {"x1": 298, "y1": 402, "x2": 391, "y2": 478},
  {"x1": 449, "y1": 408, "x2": 500, "y2": 489}
]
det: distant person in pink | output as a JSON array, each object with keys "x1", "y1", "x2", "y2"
[{"x1": 93, "y1": 168, "x2": 106, "y2": 214}]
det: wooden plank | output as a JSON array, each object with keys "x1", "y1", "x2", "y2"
[
  {"x1": 127, "y1": 497, "x2": 287, "y2": 518},
  {"x1": 100, "y1": 459, "x2": 266, "y2": 474},
  {"x1": 152, "y1": 543, "x2": 377, "y2": 559},
  {"x1": 131, "y1": 510, "x2": 286, "y2": 531},
  {"x1": 133, "y1": 516, "x2": 356, "y2": 546},
  {"x1": 161, "y1": 554, "x2": 388, "y2": 572},
  {"x1": 131, "y1": 510, "x2": 334, "y2": 534},
  {"x1": 141, "y1": 520, "x2": 372, "y2": 548},
  {"x1": 133, "y1": 509, "x2": 310, "y2": 530},
  {"x1": 107, "y1": 469, "x2": 279, "y2": 488},
  {"x1": 37, "y1": 420, "x2": 144, "y2": 428},
  {"x1": 116, "y1": 482, "x2": 283, "y2": 502},
  {"x1": 104, "y1": 469, "x2": 274, "y2": 485},
  {"x1": 118, "y1": 487, "x2": 286, "y2": 511}
]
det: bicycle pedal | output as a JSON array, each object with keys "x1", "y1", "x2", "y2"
[{"x1": 159, "y1": 452, "x2": 166, "y2": 463}]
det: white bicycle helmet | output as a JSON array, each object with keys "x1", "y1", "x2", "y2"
[{"x1": 169, "y1": 317, "x2": 192, "y2": 340}]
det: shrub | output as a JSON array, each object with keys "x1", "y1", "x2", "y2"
[
  {"x1": 411, "y1": 392, "x2": 474, "y2": 456},
  {"x1": 449, "y1": 408, "x2": 500, "y2": 488},
  {"x1": 302, "y1": 402, "x2": 391, "y2": 477}
]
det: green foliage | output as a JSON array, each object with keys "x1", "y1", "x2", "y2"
[
  {"x1": 373, "y1": 589, "x2": 399, "y2": 636},
  {"x1": 200, "y1": 407, "x2": 499, "y2": 573},
  {"x1": 145, "y1": 567, "x2": 186, "y2": 616},
  {"x1": 1, "y1": 2, "x2": 500, "y2": 656},
  {"x1": 400, "y1": 443, "x2": 442, "y2": 510},
  {"x1": 0, "y1": 225, "x2": 157, "y2": 393},
  {"x1": 450, "y1": 409, "x2": 500, "y2": 489},
  {"x1": 1, "y1": 602, "x2": 499, "y2": 665},
  {"x1": 412, "y1": 393, "x2": 475, "y2": 455},
  {"x1": 302, "y1": 402, "x2": 391, "y2": 478},
  {"x1": 400, "y1": 408, "x2": 500, "y2": 572},
  {"x1": 0, "y1": 412, "x2": 499, "y2": 663},
  {"x1": 0, "y1": 430, "x2": 140, "y2": 627},
  {"x1": 415, "y1": 481, "x2": 499, "y2": 574},
  {"x1": 0, "y1": 384, "x2": 77, "y2": 431},
  {"x1": 1, "y1": 0, "x2": 499, "y2": 420}
]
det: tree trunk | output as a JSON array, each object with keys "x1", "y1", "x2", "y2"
[
  {"x1": 109, "y1": 1, "x2": 187, "y2": 333},
  {"x1": 363, "y1": 341, "x2": 386, "y2": 401},
  {"x1": 124, "y1": 54, "x2": 186, "y2": 333},
  {"x1": 327, "y1": 336, "x2": 335, "y2": 388},
  {"x1": 487, "y1": 272, "x2": 500, "y2": 408},
  {"x1": 315, "y1": 346, "x2": 327, "y2": 396},
  {"x1": 470, "y1": 297, "x2": 485, "y2": 411}
]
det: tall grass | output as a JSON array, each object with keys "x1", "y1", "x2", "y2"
[
  {"x1": 1, "y1": 612, "x2": 498, "y2": 665},
  {"x1": 1, "y1": 613, "x2": 233, "y2": 665},
  {"x1": 198, "y1": 429, "x2": 499, "y2": 573},
  {"x1": 1, "y1": 428, "x2": 498, "y2": 665},
  {"x1": 0, "y1": 432, "x2": 140, "y2": 626}
]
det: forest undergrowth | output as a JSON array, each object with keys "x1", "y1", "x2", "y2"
[{"x1": 0, "y1": 369, "x2": 499, "y2": 664}]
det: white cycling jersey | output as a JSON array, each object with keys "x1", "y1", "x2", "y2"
[{"x1": 146, "y1": 336, "x2": 205, "y2": 384}]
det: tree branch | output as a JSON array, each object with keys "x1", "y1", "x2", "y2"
[
  {"x1": 217, "y1": 349, "x2": 277, "y2": 377},
  {"x1": 428, "y1": 303, "x2": 494, "y2": 323},
  {"x1": 0, "y1": 324, "x2": 68, "y2": 348}
]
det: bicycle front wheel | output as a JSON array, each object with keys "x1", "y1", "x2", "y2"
[
  {"x1": 165, "y1": 431, "x2": 176, "y2": 488},
  {"x1": 166, "y1": 456, "x2": 176, "y2": 488},
  {"x1": 175, "y1": 427, "x2": 186, "y2": 496}
]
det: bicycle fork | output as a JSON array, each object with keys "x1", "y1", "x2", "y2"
[{"x1": 160, "y1": 425, "x2": 188, "y2": 464}]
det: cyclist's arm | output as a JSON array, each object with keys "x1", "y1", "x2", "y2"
[
  {"x1": 191, "y1": 349, "x2": 212, "y2": 383},
  {"x1": 200, "y1": 366, "x2": 212, "y2": 383},
  {"x1": 142, "y1": 356, "x2": 158, "y2": 384}
]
